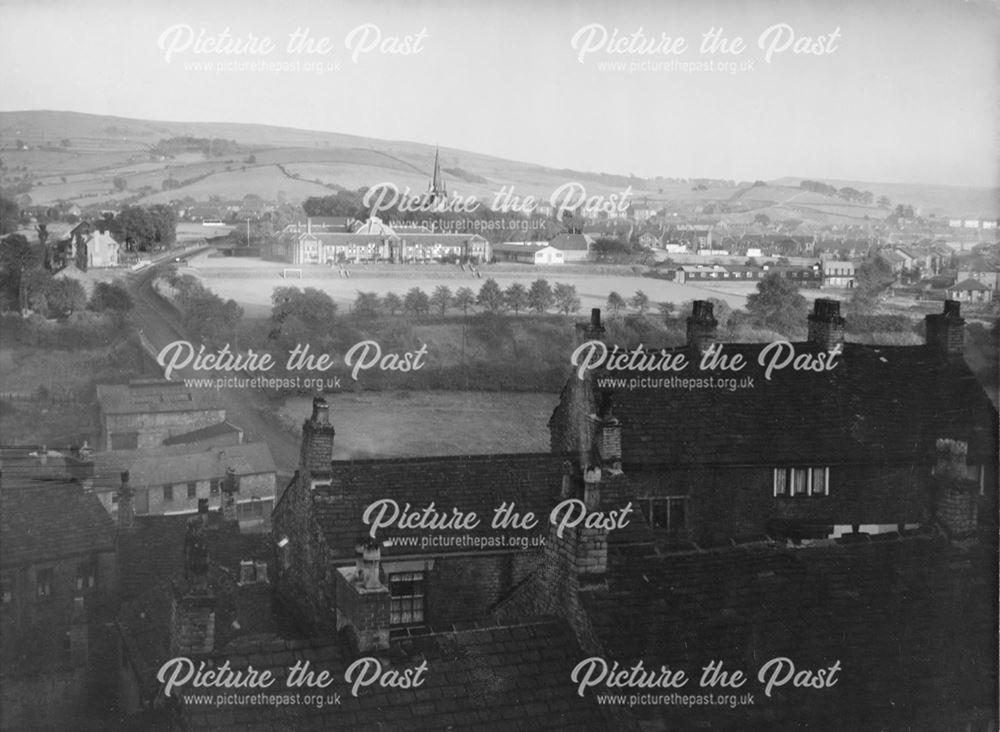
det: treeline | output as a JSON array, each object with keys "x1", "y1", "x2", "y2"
[
  {"x1": 800, "y1": 180, "x2": 876, "y2": 205},
  {"x1": 159, "y1": 270, "x2": 243, "y2": 345},
  {"x1": 349, "y1": 278, "x2": 582, "y2": 318},
  {"x1": 152, "y1": 136, "x2": 246, "y2": 158}
]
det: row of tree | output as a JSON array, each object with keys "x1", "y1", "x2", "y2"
[{"x1": 349, "y1": 279, "x2": 583, "y2": 318}]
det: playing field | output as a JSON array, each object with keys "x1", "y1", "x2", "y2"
[{"x1": 185, "y1": 255, "x2": 752, "y2": 317}]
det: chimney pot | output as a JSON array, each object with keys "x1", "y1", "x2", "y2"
[
  {"x1": 576, "y1": 308, "x2": 607, "y2": 343},
  {"x1": 311, "y1": 396, "x2": 329, "y2": 424},
  {"x1": 362, "y1": 542, "x2": 382, "y2": 590},
  {"x1": 686, "y1": 300, "x2": 718, "y2": 352}
]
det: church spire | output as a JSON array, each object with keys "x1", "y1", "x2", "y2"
[{"x1": 429, "y1": 145, "x2": 446, "y2": 201}]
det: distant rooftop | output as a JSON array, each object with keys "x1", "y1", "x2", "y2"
[{"x1": 96, "y1": 380, "x2": 224, "y2": 415}]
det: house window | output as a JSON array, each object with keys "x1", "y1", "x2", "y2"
[
  {"x1": 277, "y1": 537, "x2": 291, "y2": 569},
  {"x1": 75, "y1": 559, "x2": 97, "y2": 590},
  {"x1": 1, "y1": 574, "x2": 12, "y2": 604},
  {"x1": 163, "y1": 485, "x2": 173, "y2": 501},
  {"x1": 389, "y1": 572, "x2": 426, "y2": 626},
  {"x1": 773, "y1": 467, "x2": 829, "y2": 497},
  {"x1": 210, "y1": 480, "x2": 220, "y2": 497},
  {"x1": 187, "y1": 482, "x2": 197, "y2": 499},
  {"x1": 36, "y1": 568, "x2": 54, "y2": 598},
  {"x1": 640, "y1": 497, "x2": 688, "y2": 532}
]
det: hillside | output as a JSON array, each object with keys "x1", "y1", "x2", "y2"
[{"x1": 1, "y1": 110, "x2": 996, "y2": 221}]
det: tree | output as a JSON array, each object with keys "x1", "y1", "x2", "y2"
[
  {"x1": 44, "y1": 278, "x2": 87, "y2": 317},
  {"x1": 851, "y1": 256, "x2": 895, "y2": 311},
  {"x1": 606, "y1": 291, "x2": 626, "y2": 316},
  {"x1": 657, "y1": 301, "x2": 676, "y2": 319},
  {"x1": 477, "y1": 278, "x2": 505, "y2": 313},
  {"x1": 553, "y1": 283, "x2": 581, "y2": 314},
  {"x1": 113, "y1": 175, "x2": 128, "y2": 192},
  {"x1": 754, "y1": 213, "x2": 771, "y2": 226},
  {"x1": 89, "y1": 281, "x2": 134, "y2": 314},
  {"x1": 148, "y1": 205, "x2": 178, "y2": 249},
  {"x1": 0, "y1": 233, "x2": 40, "y2": 312},
  {"x1": 0, "y1": 196, "x2": 19, "y2": 235},
  {"x1": 527, "y1": 278, "x2": 554, "y2": 314},
  {"x1": 453, "y1": 287, "x2": 475, "y2": 316},
  {"x1": 353, "y1": 291, "x2": 379, "y2": 317},
  {"x1": 504, "y1": 282, "x2": 528, "y2": 316},
  {"x1": 380, "y1": 291, "x2": 403, "y2": 316},
  {"x1": 631, "y1": 290, "x2": 650, "y2": 314},
  {"x1": 745, "y1": 272, "x2": 807, "y2": 335},
  {"x1": 403, "y1": 287, "x2": 430, "y2": 316},
  {"x1": 429, "y1": 285, "x2": 453, "y2": 316},
  {"x1": 113, "y1": 207, "x2": 156, "y2": 252},
  {"x1": 877, "y1": 195, "x2": 891, "y2": 208},
  {"x1": 271, "y1": 286, "x2": 337, "y2": 333}
]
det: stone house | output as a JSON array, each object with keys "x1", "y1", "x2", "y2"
[
  {"x1": 96, "y1": 380, "x2": 226, "y2": 451},
  {"x1": 1, "y1": 468, "x2": 119, "y2": 729}
]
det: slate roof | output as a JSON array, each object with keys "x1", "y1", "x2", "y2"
[
  {"x1": 555, "y1": 342, "x2": 998, "y2": 466},
  {"x1": 117, "y1": 512, "x2": 272, "y2": 599},
  {"x1": 950, "y1": 278, "x2": 993, "y2": 292},
  {"x1": 93, "y1": 442, "x2": 276, "y2": 489},
  {"x1": 96, "y1": 380, "x2": 224, "y2": 415},
  {"x1": 578, "y1": 535, "x2": 997, "y2": 730},
  {"x1": 309, "y1": 453, "x2": 565, "y2": 558},
  {"x1": 549, "y1": 233, "x2": 594, "y2": 251},
  {"x1": 1, "y1": 480, "x2": 115, "y2": 568},
  {"x1": 162, "y1": 420, "x2": 243, "y2": 447},
  {"x1": 129, "y1": 618, "x2": 609, "y2": 731}
]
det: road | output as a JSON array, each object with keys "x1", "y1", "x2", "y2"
[{"x1": 125, "y1": 250, "x2": 302, "y2": 475}]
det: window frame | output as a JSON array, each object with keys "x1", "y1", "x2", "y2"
[
  {"x1": 773, "y1": 467, "x2": 830, "y2": 497},
  {"x1": 640, "y1": 496, "x2": 689, "y2": 533},
  {"x1": 388, "y1": 571, "x2": 427, "y2": 627}
]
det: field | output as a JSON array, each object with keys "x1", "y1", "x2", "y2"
[
  {"x1": 186, "y1": 255, "x2": 753, "y2": 317},
  {"x1": 277, "y1": 390, "x2": 557, "y2": 460},
  {"x1": 5, "y1": 110, "x2": 996, "y2": 220}
]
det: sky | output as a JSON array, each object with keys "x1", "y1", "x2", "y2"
[{"x1": 1, "y1": 0, "x2": 997, "y2": 187}]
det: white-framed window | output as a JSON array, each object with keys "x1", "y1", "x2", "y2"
[
  {"x1": 773, "y1": 467, "x2": 829, "y2": 497},
  {"x1": 389, "y1": 572, "x2": 426, "y2": 626},
  {"x1": 639, "y1": 497, "x2": 688, "y2": 532}
]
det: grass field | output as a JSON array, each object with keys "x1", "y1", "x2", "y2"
[
  {"x1": 187, "y1": 256, "x2": 752, "y2": 317},
  {"x1": 278, "y1": 390, "x2": 557, "y2": 459}
]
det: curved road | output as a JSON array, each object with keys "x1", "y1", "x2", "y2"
[{"x1": 125, "y1": 250, "x2": 302, "y2": 475}]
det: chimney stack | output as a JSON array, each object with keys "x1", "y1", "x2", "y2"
[
  {"x1": 301, "y1": 397, "x2": 336, "y2": 483},
  {"x1": 221, "y1": 466, "x2": 238, "y2": 522},
  {"x1": 172, "y1": 519, "x2": 215, "y2": 655},
  {"x1": 575, "y1": 308, "x2": 606, "y2": 343},
  {"x1": 925, "y1": 300, "x2": 966, "y2": 357},
  {"x1": 686, "y1": 300, "x2": 718, "y2": 352},
  {"x1": 933, "y1": 438, "x2": 978, "y2": 541},
  {"x1": 335, "y1": 540, "x2": 390, "y2": 652},
  {"x1": 807, "y1": 298, "x2": 846, "y2": 351},
  {"x1": 117, "y1": 470, "x2": 135, "y2": 532}
]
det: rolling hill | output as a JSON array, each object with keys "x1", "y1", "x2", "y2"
[{"x1": 1, "y1": 110, "x2": 995, "y2": 222}]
